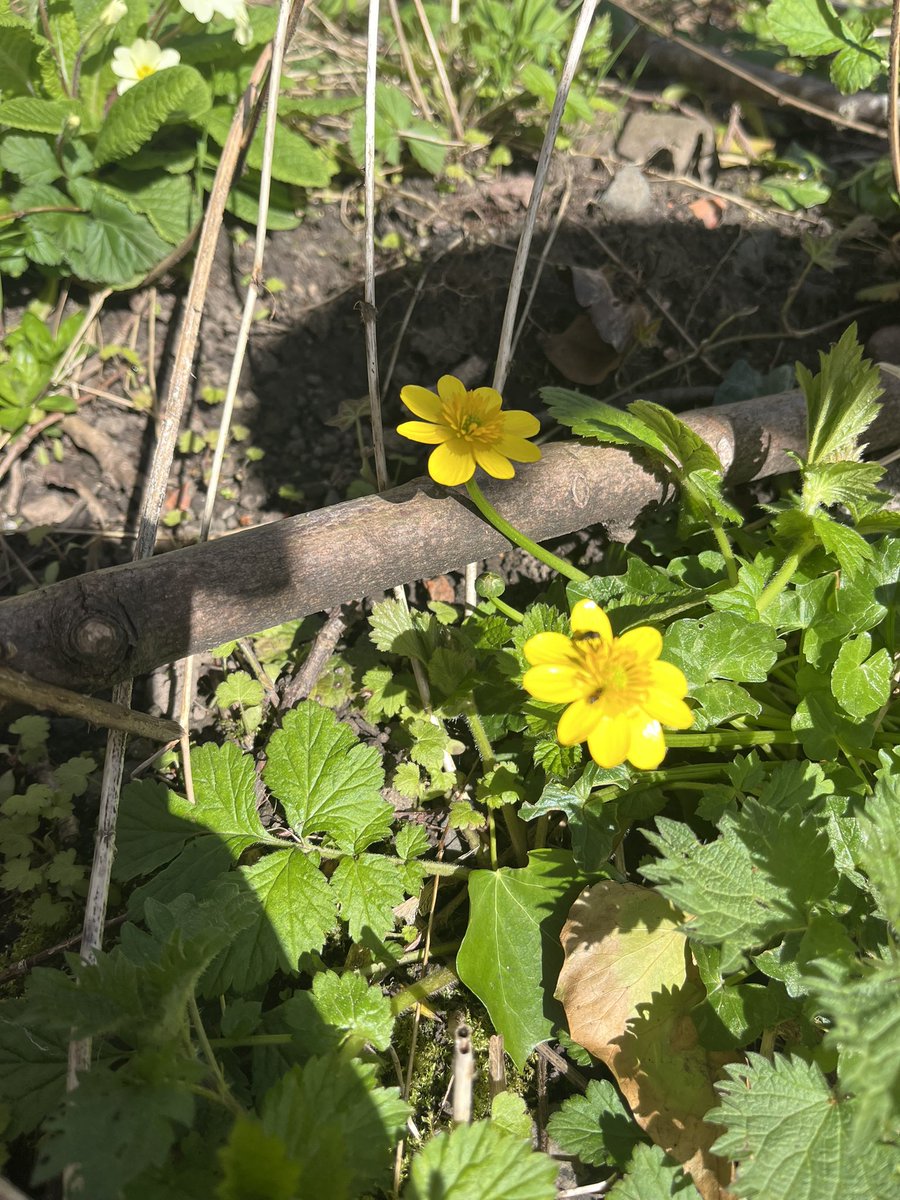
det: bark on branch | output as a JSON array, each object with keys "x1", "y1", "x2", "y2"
[{"x1": 2, "y1": 380, "x2": 899, "y2": 694}]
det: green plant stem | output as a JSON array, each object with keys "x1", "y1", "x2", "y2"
[
  {"x1": 533, "y1": 814, "x2": 550, "y2": 849},
  {"x1": 464, "y1": 698, "x2": 529, "y2": 866},
  {"x1": 665, "y1": 730, "x2": 799, "y2": 749},
  {"x1": 487, "y1": 808, "x2": 498, "y2": 870},
  {"x1": 488, "y1": 594, "x2": 525, "y2": 623},
  {"x1": 296, "y1": 839, "x2": 469, "y2": 878},
  {"x1": 709, "y1": 520, "x2": 739, "y2": 584},
  {"x1": 465, "y1": 478, "x2": 588, "y2": 582},
  {"x1": 501, "y1": 803, "x2": 529, "y2": 867},
  {"x1": 756, "y1": 540, "x2": 815, "y2": 616},
  {"x1": 391, "y1": 966, "x2": 459, "y2": 1015},
  {"x1": 189, "y1": 995, "x2": 244, "y2": 1117}
]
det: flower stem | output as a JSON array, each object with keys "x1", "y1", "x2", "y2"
[
  {"x1": 488, "y1": 594, "x2": 525, "y2": 623},
  {"x1": 465, "y1": 698, "x2": 529, "y2": 867},
  {"x1": 756, "y1": 539, "x2": 815, "y2": 616},
  {"x1": 465, "y1": 478, "x2": 588, "y2": 583},
  {"x1": 709, "y1": 520, "x2": 739, "y2": 585},
  {"x1": 665, "y1": 730, "x2": 799, "y2": 749}
]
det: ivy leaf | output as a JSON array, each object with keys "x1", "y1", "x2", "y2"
[
  {"x1": 663, "y1": 613, "x2": 784, "y2": 688},
  {"x1": 608, "y1": 1144, "x2": 700, "y2": 1199},
  {"x1": 264, "y1": 701, "x2": 390, "y2": 852},
  {"x1": 310, "y1": 970, "x2": 394, "y2": 1051},
  {"x1": 331, "y1": 853, "x2": 408, "y2": 942},
  {"x1": 456, "y1": 850, "x2": 584, "y2": 1068},
  {"x1": 65, "y1": 177, "x2": 170, "y2": 285},
  {"x1": 403, "y1": 1120, "x2": 557, "y2": 1200},
  {"x1": 831, "y1": 633, "x2": 891, "y2": 719},
  {"x1": 798, "y1": 323, "x2": 882, "y2": 465},
  {"x1": 546, "y1": 1079, "x2": 645, "y2": 1168},
  {"x1": 95, "y1": 65, "x2": 211, "y2": 165},
  {"x1": 203, "y1": 850, "x2": 335, "y2": 995},
  {"x1": 709, "y1": 1052, "x2": 898, "y2": 1200}
]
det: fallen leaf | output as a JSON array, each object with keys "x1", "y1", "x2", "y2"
[
  {"x1": 688, "y1": 197, "x2": 725, "y2": 230},
  {"x1": 556, "y1": 880, "x2": 734, "y2": 1200},
  {"x1": 543, "y1": 312, "x2": 623, "y2": 385},
  {"x1": 424, "y1": 575, "x2": 455, "y2": 603}
]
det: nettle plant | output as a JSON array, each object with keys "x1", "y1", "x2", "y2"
[
  {"x1": 0, "y1": 0, "x2": 338, "y2": 288},
  {"x1": 2, "y1": 326, "x2": 899, "y2": 1197}
]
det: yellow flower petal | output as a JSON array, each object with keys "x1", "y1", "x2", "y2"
[
  {"x1": 570, "y1": 600, "x2": 613, "y2": 642},
  {"x1": 437, "y1": 375, "x2": 467, "y2": 405},
  {"x1": 400, "y1": 385, "x2": 443, "y2": 422},
  {"x1": 618, "y1": 626, "x2": 663, "y2": 660},
  {"x1": 470, "y1": 386, "x2": 503, "y2": 415},
  {"x1": 428, "y1": 441, "x2": 476, "y2": 486},
  {"x1": 627, "y1": 718, "x2": 666, "y2": 770},
  {"x1": 649, "y1": 659, "x2": 689, "y2": 699},
  {"x1": 501, "y1": 410, "x2": 541, "y2": 438},
  {"x1": 522, "y1": 664, "x2": 584, "y2": 703},
  {"x1": 494, "y1": 435, "x2": 542, "y2": 463},
  {"x1": 473, "y1": 446, "x2": 515, "y2": 478},
  {"x1": 558, "y1": 698, "x2": 602, "y2": 745},
  {"x1": 643, "y1": 694, "x2": 694, "y2": 729},
  {"x1": 523, "y1": 632, "x2": 578, "y2": 666},
  {"x1": 397, "y1": 420, "x2": 449, "y2": 445},
  {"x1": 587, "y1": 716, "x2": 630, "y2": 768}
]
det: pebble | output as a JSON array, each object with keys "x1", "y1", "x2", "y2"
[{"x1": 598, "y1": 165, "x2": 653, "y2": 217}]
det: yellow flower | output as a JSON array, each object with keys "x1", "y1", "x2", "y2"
[
  {"x1": 522, "y1": 599, "x2": 693, "y2": 770},
  {"x1": 398, "y1": 375, "x2": 541, "y2": 486},
  {"x1": 111, "y1": 38, "x2": 181, "y2": 94}
]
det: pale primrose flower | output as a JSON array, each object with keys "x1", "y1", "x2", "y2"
[
  {"x1": 111, "y1": 38, "x2": 181, "y2": 94},
  {"x1": 100, "y1": 0, "x2": 127, "y2": 25},
  {"x1": 179, "y1": 0, "x2": 252, "y2": 44}
]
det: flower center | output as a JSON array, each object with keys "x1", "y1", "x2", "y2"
[
  {"x1": 575, "y1": 640, "x2": 651, "y2": 716},
  {"x1": 444, "y1": 393, "x2": 504, "y2": 445},
  {"x1": 136, "y1": 64, "x2": 155, "y2": 79}
]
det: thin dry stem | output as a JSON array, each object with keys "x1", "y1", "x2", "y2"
[
  {"x1": 387, "y1": 0, "x2": 433, "y2": 119},
  {"x1": 364, "y1": 0, "x2": 389, "y2": 491},
  {"x1": 408, "y1": 0, "x2": 464, "y2": 139}
]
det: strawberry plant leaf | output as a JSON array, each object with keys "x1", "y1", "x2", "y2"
[
  {"x1": 310, "y1": 970, "x2": 394, "y2": 1051},
  {"x1": 403, "y1": 1119, "x2": 557, "y2": 1200},
  {"x1": 546, "y1": 1079, "x2": 645, "y2": 1168},
  {"x1": 607, "y1": 1143, "x2": 700, "y2": 1198}
]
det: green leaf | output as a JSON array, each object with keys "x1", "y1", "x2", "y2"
[
  {"x1": 521, "y1": 766, "x2": 628, "y2": 871},
  {"x1": 0, "y1": 97, "x2": 80, "y2": 133},
  {"x1": 691, "y1": 681, "x2": 761, "y2": 730},
  {"x1": 205, "y1": 104, "x2": 335, "y2": 188},
  {"x1": 216, "y1": 670, "x2": 265, "y2": 710},
  {"x1": 0, "y1": 23, "x2": 38, "y2": 97},
  {"x1": 791, "y1": 685, "x2": 873, "y2": 761},
  {"x1": 799, "y1": 323, "x2": 882, "y2": 465},
  {"x1": 203, "y1": 849, "x2": 335, "y2": 995},
  {"x1": 404, "y1": 119, "x2": 449, "y2": 175},
  {"x1": 546, "y1": 1079, "x2": 644, "y2": 1168},
  {"x1": 801, "y1": 460, "x2": 887, "y2": 515},
  {"x1": 310, "y1": 970, "x2": 394, "y2": 1051},
  {"x1": 663, "y1": 612, "x2": 784, "y2": 688},
  {"x1": 104, "y1": 170, "x2": 196, "y2": 245},
  {"x1": 490, "y1": 1092, "x2": 533, "y2": 1140},
  {"x1": 95, "y1": 66, "x2": 210, "y2": 166},
  {"x1": 262, "y1": 1057, "x2": 408, "y2": 1199},
  {"x1": 65, "y1": 177, "x2": 170, "y2": 285},
  {"x1": 0, "y1": 133, "x2": 61, "y2": 183},
  {"x1": 627, "y1": 400, "x2": 723, "y2": 474},
  {"x1": 263, "y1": 701, "x2": 391, "y2": 852},
  {"x1": 759, "y1": 175, "x2": 831, "y2": 211},
  {"x1": 709, "y1": 1052, "x2": 898, "y2": 1199},
  {"x1": 217, "y1": 1117, "x2": 302, "y2": 1200},
  {"x1": 642, "y1": 800, "x2": 837, "y2": 968},
  {"x1": 0, "y1": 1004, "x2": 68, "y2": 1137},
  {"x1": 811, "y1": 512, "x2": 873, "y2": 577},
  {"x1": 331, "y1": 852, "x2": 407, "y2": 942},
  {"x1": 860, "y1": 756, "x2": 900, "y2": 928},
  {"x1": 395, "y1": 823, "x2": 430, "y2": 860},
  {"x1": 404, "y1": 1120, "x2": 557, "y2": 1200},
  {"x1": 608, "y1": 1143, "x2": 699, "y2": 1198},
  {"x1": 541, "y1": 388, "x2": 672, "y2": 460},
  {"x1": 831, "y1": 634, "x2": 891, "y2": 719},
  {"x1": 767, "y1": 0, "x2": 845, "y2": 55},
  {"x1": 830, "y1": 38, "x2": 883, "y2": 94},
  {"x1": 456, "y1": 850, "x2": 585, "y2": 1068}
]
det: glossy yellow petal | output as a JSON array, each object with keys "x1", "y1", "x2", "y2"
[
  {"x1": 473, "y1": 445, "x2": 515, "y2": 478},
  {"x1": 471, "y1": 386, "x2": 503, "y2": 415},
  {"x1": 494, "y1": 435, "x2": 542, "y2": 463},
  {"x1": 437, "y1": 375, "x2": 467, "y2": 405},
  {"x1": 618, "y1": 626, "x2": 663, "y2": 661},
  {"x1": 524, "y1": 632, "x2": 578, "y2": 666},
  {"x1": 501, "y1": 409, "x2": 541, "y2": 438},
  {"x1": 626, "y1": 718, "x2": 666, "y2": 770},
  {"x1": 649, "y1": 659, "x2": 689, "y2": 699},
  {"x1": 643, "y1": 693, "x2": 694, "y2": 729},
  {"x1": 587, "y1": 716, "x2": 630, "y2": 768},
  {"x1": 397, "y1": 420, "x2": 450, "y2": 445},
  {"x1": 558, "y1": 698, "x2": 602, "y2": 745},
  {"x1": 428, "y1": 441, "x2": 476, "y2": 486},
  {"x1": 522, "y1": 664, "x2": 584, "y2": 703},
  {"x1": 570, "y1": 600, "x2": 613, "y2": 642},
  {"x1": 400, "y1": 384, "x2": 443, "y2": 422}
]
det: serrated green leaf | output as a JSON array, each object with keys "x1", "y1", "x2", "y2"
[
  {"x1": 264, "y1": 701, "x2": 390, "y2": 852},
  {"x1": 663, "y1": 612, "x2": 784, "y2": 688},
  {"x1": 752, "y1": 911, "x2": 856, "y2": 999},
  {"x1": 791, "y1": 686, "x2": 873, "y2": 761},
  {"x1": 0, "y1": 1004, "x2": 68, "y2": 1137},
  {"x1": 800, "y1": 324, "x2": 882, "y2": 465},
  {"x1": 830, "y1": 38, "x2": 883, "y2": 94},
  {"x1": 65, "y1": 177, "x2": 170, "y2": 285},
  {"x1": 217, "y1": 1117, "x2": 302, "y2": 1200},
  {"x1": 395, "y1": 823, "x2": 429, "y2": 859},
  {"x1": 831, "y1": 633, "x2": 891, "y2": 719},
  {"x1": 216, "y1": 670, "x2": 265, "y2": 710},
  {"x1": 768, "y1": 0, "x2": 845, "y2": 55},
  {"x1": 95, "y1": 66, "x2": 210, "y2": 166},
  {"x1": 369, "y1": 596, "x2": 433, "y2": 659},
  {"x1": 608, "y1": 1143, "x2": 699, "y2": 1198},
  {"x1": 546, "y1": 1079, "x2": 644, "y2": 1168},
  {"x1": 363, "y1": 664, "x2": 411, "y2": 718},
  {"x1": 0, "y1": 96, "x2": 80, "y2": 133},
  {"x1": 0, "y1": 132, "x2": 61, "y2": 183},
  {"x1": 709, "y1": 1052, "x2": 898, "y2": 1199},
  {"x1": 310, "y1": 970, "x2": 394, "y2": 1051},
  {"x1": 693, "y1": 943, "x2": 791, "y2": 1048},
  {"x1": 103, "y1": 170, "x2": 196, "y2": 245},
  {"x1": 490, "y1": 1091, "x2": 533, "y2": 1140},
  {"x1": 628, "y1": 400, "x2": 723, "y2": 474},
  {"x1": 541, "y1": 388, "x2": 673, "y2": 460},
  {"x1": 404, "y1": 1119, "x2": 557, "y2": 1200},
  {"x1": 860, "y1": 757, "x2": 900, "y2": 928},
  {"x1": 456, "y1": 850, "x2": 584, "y2": 1068},
  {"x1": 203, "y1": 849, "x2": 335, "y2": 995},
  {"x1": 0, "y1": 23, "x2": 38, "y2": 96},
  {"x1": 811, "y1": 512, "x2": 873, "y2": 577},
  {"x1": 521, "y1": 767, "x2": 626, "y2": 871},
  {"x1": 802, "y1": 460, "x2": 887, "y2": 516},
  {"x1": 331, "y1": 852, "x2": 407, "y2": 942}
]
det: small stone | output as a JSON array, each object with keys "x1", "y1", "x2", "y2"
[{"x1": 598, "y1": 166, "x2": 653, "y2": 217}]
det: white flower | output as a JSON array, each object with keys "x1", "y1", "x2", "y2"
[
  {"x1": 100, "y1": 0, "x2": 127, "y2": 25},
  {"x1": 111, "y1": 38, "x2": 181, "y2": 95},
  {"x1": 179, "y1": 0, "x2": 252, "y2": 45}
]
